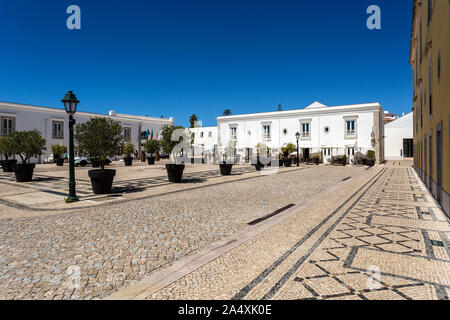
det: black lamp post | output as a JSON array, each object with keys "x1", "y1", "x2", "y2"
[
  {"x1": 295, "y1": 132, "x2": 300, "y2": 167},
  {"x1": 62, "y1": 91, "x2": 79, "y2": 203}
]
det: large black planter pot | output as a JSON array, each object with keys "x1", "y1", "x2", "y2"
[
  {"x1": 166, "y1": 164, "x2": 185, "y2": 183},
  {"x1": 219, "y1": 163, "x2": 233, "y2": 175},
  {"x1": 55, "y1": 158, "x2": 65, "y2": 166},
  {"x1": 278, "y1": 159, "x2": 284, "y2": 167},
  {"x1": 1, "y1": 159, "x2": 17, "y2": 173},
  {"x1": 284, "y1": 158, "x2": 293, "y2": 167},
  {"x1": 314, "y1": 158, "x2": 320, "y2": 165},
  {"x1": 13, "y1": 163, "x2": 35, "y2": 182},
  {"x1": 254, "y1": 162, "x2": 264, "y2": 171},
  {"x1": 124, "y1": 157, "x2": 133, "y2": 167},
  {"x1": 88, "y1": 169, "x2": 116, "y2": 194},
  {"x1": 147, "y1": 156, "x2": 155, "y2": 165}
]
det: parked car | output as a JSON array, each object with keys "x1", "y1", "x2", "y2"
[
  {"x1": 74, "y1": 156, "x2": 112, "y2": 167},
  {"x1": 48, "y1": 153, "x2": 68, "y2": 164},
  {"x1": 159, "y1": 153, "x2": 170, "y2": 159}
]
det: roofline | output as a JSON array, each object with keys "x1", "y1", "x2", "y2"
[
  {"x1": 0, "y1": 101, "x2": 173, "y2": 124},
  {"x1": 217, "y1": 102, "x2": 382, "y2": 122}
]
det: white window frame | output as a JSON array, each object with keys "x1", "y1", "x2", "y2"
[
  {"x1": 123, "y1": 127, "x2": 132, "y2": 142},
  {"x1": 299, "y1": 119, "x2": 311, "y2": 141},
  {"x1": 1, "y1": 116, "x2": 16, "y2": 137},
  {"x1": 262, "y1": 124, "x2": 271, "y2": 141},
  {"x1": 344, "y1": 116, "x2": 358, "y2": 139},
  {"x1": 52, "y1": 120, "x2": 64, "y2": 139},
  {"x1": 230, "y1": 126, "x2": 237, "y2": 141}
]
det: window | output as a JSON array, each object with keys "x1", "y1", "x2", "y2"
[
  {"x1": 437, "y1": 52, "x2": 441, "y2": 83},
  {"x1": 427, "y1": 0, "x2": 432, "y2": 25},
  {"x1": 420, "y1": 91, "x2": 423, "y2": 127},
  {"x1": 324, "y1": 126, "x2": 330, "y2": 134},
  {"x1": 1, "y1": 117, "x2": 15, "y2": 136},
  {"x1": 52, "y1": 120, "x2": 64, "y2": 139},
  {"x1": 323, "y1": 148, "x2": 331, "y2": 156},
  {"x1": 345, "y1": 120, "x2": 357, "y2": 138},
  {"x1": 263, "y1": 125, "x2": 271, "y2": 140},
  {"x1": 123, "y1": 127, "x2": 131, "y2": 141},
  {"x1": 420, "y1": 21, "x2": 423, "y2": 62},
  {"x1": 429, "y1": 133, "x2": 433, "y2": 179},
  {"x1": 208, "y1": 131, "x2": 212, "y2": 138},
  {"x1": 429, "y1": 53, "x2": 433, "y2": 116},
  {"x1": 300, "y1": 122, "x2": 310, "y2": 139},
  {"x1": 200, "y1": 132, "x2": 204, "y2": 138},
  {"x1": 230, "y1": 127, "x2": 237, "y2": 140}
]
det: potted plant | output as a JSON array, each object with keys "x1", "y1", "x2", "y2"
[
  {"x1": 144, "y1": 139, "x2": 160, "y2": 165},
  {"x1": 313, "y1": 154, "x2": 320, "y2": 165},
  {"x1": 10, "y1": 130, "x2": 46, "y2": 182},
  {"x1": 160, "y1": 124, "x2": 186, "y2": 182},
  {"x1": 0, "y1": 136, "x2": 16, "y2": 172},
  {"x1": 51, "y1": 144, "x2": 67, "y2": 166},
  {"x1": 366, "y1": 150, "x2": 375, "y2": 166},
  {"x1": 219, "y1": 141, "x2": 235, "y2": 175},
  {"x1": 75, "y1": 117, "x2": 124, "y2": 194},
  {"x1": 253, "y1": 143, "x2": 269, "y2": 171},
  {"x1": 123, "y1": 142, "x2": 134, "y2": 166},
  {"x1": 281, "y1": 143, "x2": 295, "y2": 167}
]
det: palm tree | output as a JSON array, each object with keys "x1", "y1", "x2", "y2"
[
  {"x1": 189, "y1": 114, "x2": 199, "y2": 128},
  {"x1": 222, "y1": 109, "x2": 232, "y2": 116}
]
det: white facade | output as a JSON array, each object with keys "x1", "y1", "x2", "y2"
[
  {"x1": 384, "y1": 112, "x2": 413, "y2": 160},
  {"x1": 217, "y1": 102, "x2": 385, "y2": 164},
  {"x1": 189, "y1": 126, "x2": 218, "y2": 152},
  {"x1": 0, "y1": 101, "x2": 173, "y2": 163}
]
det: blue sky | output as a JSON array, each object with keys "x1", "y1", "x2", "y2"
[{"x1": 0, "y1": 0, "x2": 413, "y2": 127}]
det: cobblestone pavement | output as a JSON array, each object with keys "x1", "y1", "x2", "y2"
[
  {"x1": 0, "y1": 165, "x2": 366, "y2": 299},
  {"x1": 134, "y1": 161, "x2": 450, "y2": 300}
]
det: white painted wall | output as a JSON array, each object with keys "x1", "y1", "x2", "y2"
[
  {"x1": 0, "y1": 102, "x2": 173, "y2": 163},
  {"x1": 189, "y1": 126, "x2": 218, "y2": 152},
  {"x1": 217, "y1": 102, "x2": 384, "y2": 163},
  {"x1": 384, "y1": 112, "x2": 413, "y2": 160}
]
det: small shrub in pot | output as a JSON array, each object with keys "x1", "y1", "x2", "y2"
[
  {"x1": 123, "y1": 142, "x2": 134, "y2": 166},
  {"x1": 75, "y1": 117, "x2": 124, "y2": 194},
  {"x1": 51, "y1": 144, "x2": 67, "y2": 166},
  {"x1": 0, "y1": 136, "x2": 16, "y2": 172},
  {"x1": 10, "y1": 130, "x2": 46, "y2": 182},
  {"x1": 144, "y1": 139, "x2": 160, "y2": 165}
]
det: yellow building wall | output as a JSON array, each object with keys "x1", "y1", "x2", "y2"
[{"x1": 411, "y1": 0, "x2": 450, "y2": 213}]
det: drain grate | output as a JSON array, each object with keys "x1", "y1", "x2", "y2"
[
  {"x1": 430, "y1": 240, "x2": 444, "y2": 247},
  {"x1": 248, "y1": 204, "x2": 295, "y2": 226}
]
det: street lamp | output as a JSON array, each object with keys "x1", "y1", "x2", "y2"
[
  {"x1": 62, "y1": 91, "x2": 79, "y2": 203},
  {"x1": 295, "y1": 132, "x2": 301, "y2": 167}
]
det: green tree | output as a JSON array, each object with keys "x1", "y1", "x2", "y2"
[
  {"x1": 10, "y1": 130, "x2": 46, "y2": 164},
  {"x1": 0, "y1": 136, "x2": 14, "y2": 160},
  {"x1": 222, "y1": 109, "x2": 232, "y2": 116},
  {"x1": 144, "y1": 139, "x2": 161, "y2": 156},
  {"x1": 51, "y1": 144, "x2": 67, "y2": 157},
  {"x1": 160, "y1": 124, "x2": 187, "y2": 155},
  {"x1": 123, "y1": 142, "x2": 135, "y2": 157},
  {"x1": 281, "y1": 143, "x2": 296, "y2": 157},
  {"x1": 189, "y1": 114, "x2": 199, "y2": 128},
  {"x1": 75, "y1": 117, "x2": 124, "y2": 170}
]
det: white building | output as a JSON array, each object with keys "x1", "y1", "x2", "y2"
[
  {"x1": 0, "y1": 101, "x2": 173, "y2": 162},
  {"x1": 217, "y1": 102, "x2": 385, "y2": 164},
  {"x1": 384, "y1": 112, "x2": 413, "y2": 160},
  {"x1": 189, "y1": 126, "x2": 218, "y2": 152}
]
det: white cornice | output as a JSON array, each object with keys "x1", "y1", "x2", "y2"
[
  {"x1": 217, "y1": 103, "x2": 382, "y2": 123},
  {"x1": 0, "y1": 101, "x2": 172, "y2": 124}
]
